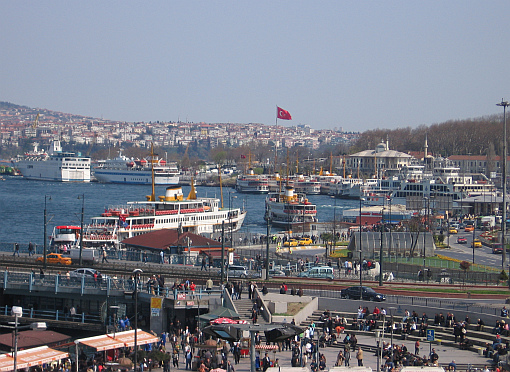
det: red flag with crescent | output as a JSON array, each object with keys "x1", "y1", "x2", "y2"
[{"x1": 277, "y1": 106, "x2": 292, "y2": 120}]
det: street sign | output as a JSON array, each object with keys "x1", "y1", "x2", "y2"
[{"x1": 427, "y1": 329, "x2": 435, "y2": 341}]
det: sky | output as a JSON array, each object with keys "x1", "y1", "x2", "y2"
[{"x1": 2, "y1": 1, "x2": 510, "y2": 132}]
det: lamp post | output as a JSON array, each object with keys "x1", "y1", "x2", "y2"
[
  {"x1": 423, "y1": 196, "x2": 429, "y2": 279},
  {"x1": 472, "y1": 219, "x2": 476, "y2": 264},
  {"x1": 133, "y1": 269, "x2": 143, "y2": 372},
  {"x1": 12, "y1": 306, "x2": 22, "y2": 372},
  {"x1": 379, "y1": 207, "x2": 385, "y2": 286},
  {"x1": 359, "y1": 197, "x2": 365, "y2": 298},
  {"x1": 43, "y1": 195, "x2": 51, "y2": 269},
  {"x1": 497, "y1": 99, "x2": 508, "y2": 270},
  {"x1": 78, "y1": 194, "x2": 85, "y2": 266}
]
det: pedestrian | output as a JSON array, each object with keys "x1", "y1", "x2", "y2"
[
  {"x1": 28, "y1": 242, "x2": 34, "y2": 256},
  {"x1": 201, "y1": 257, "x2": 207, "y2": 271},
  {"x1": 13, "y1": 243, "x2": 20, "y2": 257},
  {"x1": 415, "y1": 340, "x2": 420, "y2": 355},
  {"x1": 102, "y1": 250, "x2": 108, "y2": 263},
  {"x1": 160, "y1": 251, "x2": 164, "y2": 264},
  {"x1": 344, "y1": 347, "x2": 350, "y2": 367},
  {"x1": 356, "y1": 347, "x2": 363, "y2": 366},
  {"x1": 262, "y1": 352, "x2": 270, "y2": 372}
]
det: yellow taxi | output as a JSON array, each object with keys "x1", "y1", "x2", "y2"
[
  {"x1": 36, "y1": 253, "x2": 72, "y2": 265},
  {"x1": 298, "y1": 237, "x2": 313, "y2": 246},
  {"x1": 464, "y1": 225, "x2": 475, "y2": 232},
  {"x1": 471, "y1": 239, "x2": 482, "y2": 248},
  {"x1": 283, "y1": 239, "x2": 299, "y2": 247},
  {"x1": 449, "y1": 228, "x2": 458, "y2": 234}
]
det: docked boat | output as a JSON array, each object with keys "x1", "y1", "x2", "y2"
[
  {"x1": 82, "y1": 184, "x2": 247, "y2": 248},
  {"x1": 49, "y1": 225, "x2": 81, "y2": 252},
  {"x1": 12, "y1": 140, "x2": 91, "y2": 182},
  {"x1": 290, "y1": 174, "x2": 321, "y2": 195},
  {"x1": 93, "y1": 152, "x2": 180, "y2": 185},
  {"x1": 235, "y1": 169, "x2": 269, "y2": 193},
  {"x1": 264, "y1": 186, "x2": 318, "y2": 227}
]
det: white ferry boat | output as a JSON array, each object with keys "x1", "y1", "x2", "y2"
[
  {"x1": 12, "y1": 140, "x2": 91, "y2": 182},
  {"x1": 265, "y1": 186, "x2": 318, "y2": 227},
  {"x1": 94, "y1": 152, "x2": 180, "y2": 185},
  {"x1": 290, "y1": 174, "x2": 321, "y2": 195},
  {"x1": 235, "y1": 169, "x2": 269, "y2": 193},
  {"x1": 82, "y1": 184, "x2": 247, "y2": 248},
  {"x1": 49, "y1": 225, "x2": 81, "y2": 251}
]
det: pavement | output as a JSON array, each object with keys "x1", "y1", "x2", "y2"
[{"x1": 147, "y1": 334, "x2": 492, "y2": 372}]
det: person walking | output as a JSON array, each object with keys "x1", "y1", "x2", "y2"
[
  {"x1": 13, "y1": 243, "x2": 20, "y2": 257},
  {"x1": 356, "y1": 347, "x2": 363, "y2": 366},
  {"x1": 102, "y1": 250, "x2": 109, "y2": 263},
  {"x1": 28, "y1": 242, "x2": 34, "y2": 256},
  {"x1": 415, "y1": 340, "x2": 420, "y2": 355}
]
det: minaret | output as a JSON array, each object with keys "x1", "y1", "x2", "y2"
[{"x1": 424, "y1": 134, "x2": 428, "y2": 166}]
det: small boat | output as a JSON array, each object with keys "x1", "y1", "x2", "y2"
[{"x1": 265, "y1": 186, "x2": 318, "y2": 227}]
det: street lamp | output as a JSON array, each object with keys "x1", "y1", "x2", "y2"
[
  {"x1": 423, "y1": 197, "x2": 429, "y2": 279},
  {"x1": 132, "y1": 269, "x2": 143, "y2": 372},
  {"x1": 12, "y1": 306, "x2": 22, "y2": 372},
  {"x1": 43, "y1": 195, "x2": 51, "y2": 269},
  {"x1": 359, "y1": 197, "x2": 365, "y2": 298},
  {"x1": 379, "y1": 207, "x2": 385, "y2": 286},
  {"x1": 497, "y1": 99, "x2": 508, "y2": 269},
  {"x1": 78, "y1": 194, "x2": 85, "y2": 266}
]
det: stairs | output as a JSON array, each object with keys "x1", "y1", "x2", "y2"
[{"x1": 233, "y1": 298, "x2": 269, "y2": 325}]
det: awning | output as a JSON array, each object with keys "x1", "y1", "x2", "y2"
[
  {"x1": 76, "y1": 330, "x2": 158, "y2": 350},
  {"x1": 0, "y1": 354, "x2": 28, "y2": 372},
  {"x1": 78, "y1": 334, "x2": 126, "y2": 351},
  {"x1": 16, "y1": 346, "x2": 69, "y2": 367},
  {"x1": 111, "y1": 329, "x2": 159, "y2": 347}
]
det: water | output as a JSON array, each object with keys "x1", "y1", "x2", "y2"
[{"x1": 0, "y1": 177, "x2": 359, "y2": 246}]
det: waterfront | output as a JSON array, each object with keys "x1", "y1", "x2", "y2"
[{"x1": 1, "y1": 177, "x2": 359, "y2": 247}]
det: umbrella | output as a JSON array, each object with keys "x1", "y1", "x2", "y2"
[
  {"x1": 211, "y1": 317, "x2": 237, "y2": 324},
  {"x1": 202, "y1": 324, "x2": 242, "y2": 342},
  {"x1": 265, "y1": 324, "x2": 305, "y2": 342},
  {"x1": 210, "y1": 369, "x2": 226, "y2": 372}
]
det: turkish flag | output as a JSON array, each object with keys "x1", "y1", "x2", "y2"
[{"x1": 277, "y1": 106, "x2": 292, "y2": 120}]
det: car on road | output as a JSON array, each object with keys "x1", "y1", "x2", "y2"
[
  {"x1": 218, "y1": 265, "x2": 249, "y2": 278},
  {"x1": 36, "y1": 253, "x2": 72, "y2": 265},
  {"x1": 268, "y1": 269, "x2": 286, "y2": 277},
  {"x1": 464, "y1": 225, "x2": 475, "y2": 232},
  {"x1": 340, "y1": 286, "x2": 386, "y2": 301},
  {"x1": 457, "y1": 237, "x2": 468, "y2": 244},
  {"x1": 449, "y1": 228, "x2": 458, "y2": 234},
  {"x1": 69, "y1": 268, "x2": 109, "y2": 279},
  {"x1": 298, "y1": 237, "x2": 313, "y2": 246},
  {"x1": 297, "y1": 266, "x2": 334, "y2": 280},
  {"x1": 492, "y1": 243, "x2": 504, "y2": 254},
  {"x1": 471, "y1": 239, "x2": 482, "y2": 248},
  {"x1": 283, "y1": 239, "x2": 298, "y2": 247}
]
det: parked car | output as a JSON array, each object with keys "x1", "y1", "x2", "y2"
[
  {"x1": 340, "y1": 286, "x2": 386, "y2": 301},
  {"x1": 36, "y1": 253, "x2": 72, "y2": 265},
  {"x1": 471, "y1": 239, "x2": 482, "y2": 248},
  {"x1": 457, "y1": 237, "x2": 468, "y2": 244}
]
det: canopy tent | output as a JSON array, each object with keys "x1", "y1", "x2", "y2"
[
  {"x1": 78, "y1": 334, "x2": 126, "y2": 351},
  {"x1": 16, "y1": 346, "x2": 69, "y2": 367},
  {"x1": 76, "y1": 330, "x2": 159, "y2": 350},
  {"x1": 198, "y1": 306, "x2": 240, "y2": 321},
  {"x1": 112, "y1": 330, "x2": 159, "y2": 348},
  {"x1": 0, "y1": 354, "x2": 28, "y2": 372}
]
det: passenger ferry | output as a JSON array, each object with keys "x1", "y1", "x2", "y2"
[
  {"x1": 82, "y1": 183, "x2": 247, "y2": 248},
  {"x1": 265, "y1": 186, "x2": 318, "y2": 227},
  {"x1": 49, "y1": 225, "x2": 81, "y2": 251},
  {"x1": 235, "y1": 169, "x2": 269, "y2": 193},
  {"x1": 12, "y1": 140, "x2": 91, "y2": 182},
  {"x1": 94, "y1": 152, "x2": 180, "y2": 185}
]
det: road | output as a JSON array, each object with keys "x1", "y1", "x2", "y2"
[{"x1": 441, "y1": 229, "x2": 507, "y2": 269}]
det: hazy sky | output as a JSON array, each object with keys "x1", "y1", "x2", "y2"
[{"x1": 2, "y1": 1, "x2": 510, "y2": 131}]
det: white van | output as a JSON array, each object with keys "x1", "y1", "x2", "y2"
[{"x1": 297, "y1": 266, "x2": 334, "y2": 280}]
